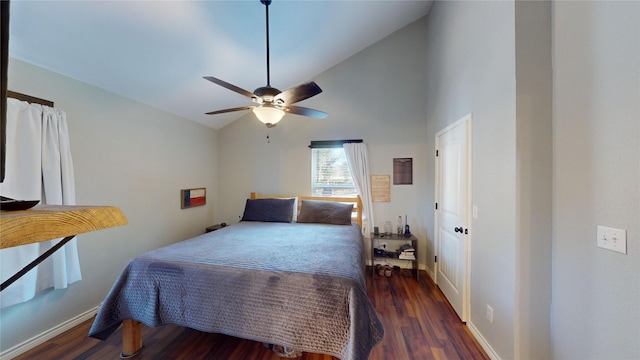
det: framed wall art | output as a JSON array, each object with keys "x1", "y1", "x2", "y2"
[
  {"x1": 181, "y1": 188, "x2": 206, "y2": 209},
  {"x1": 371, "y1": 175, "x2": 391, "y2": 202},
  {"x1": 393, "y1": 158, "x2": 413, "y2": 185}
]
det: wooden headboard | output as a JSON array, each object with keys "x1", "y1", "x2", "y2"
[{"x1": 250, "y1": 192, "x2": 363, "y2": 228}]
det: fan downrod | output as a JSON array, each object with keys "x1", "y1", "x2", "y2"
[{"x1": 261, "y1": 0, "x2": 272, "y2": 87}]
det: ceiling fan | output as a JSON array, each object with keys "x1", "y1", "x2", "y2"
[{"x1": 204, "y1": 0, "x2": 328, "y2": 128}]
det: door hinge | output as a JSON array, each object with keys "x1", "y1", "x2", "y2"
[
  {"x1": 436, "y1": 149, "x2": 439, "y2": 157},
  {"x1": 435, "y1": 202, "x2": 438, "y2": 210},
  {"x1": 465, "y1": 229, "x2": 468, "y2": 235},
  {"x1": 434, "y1": 255, "x2": 437, "y2": 263}
]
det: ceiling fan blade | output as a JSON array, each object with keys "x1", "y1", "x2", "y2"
[
  {"x1": 204, "y1": 76, "x2": 255, "y2": 99},
  {"x1": 206, "y1": 106, "x2": 254, "y2": 115},
  {"x1": 285, "y1": 105, "x2": 328, "y2": 119},
  {"x1": 275, "y1": 82, "x2": 322, "y2": 105}
]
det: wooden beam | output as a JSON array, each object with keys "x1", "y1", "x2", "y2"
[{"x1": 0, "y1": 205, "x2": 127, "y2": 249}]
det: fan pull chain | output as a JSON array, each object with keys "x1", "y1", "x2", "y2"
[{"x1": 266, "y1": 134, "x2": 270, "y2": 143}]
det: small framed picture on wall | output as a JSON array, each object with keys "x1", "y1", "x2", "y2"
[
  {"x1": 371, "y1": 175, "x2": 391, "y2": 202},
  {"x1": 181, "y1": 188, "x2": 206, "y2": 209},
  {"x1": 393, "y1": 158, "x2": 413, "y2": 185}
]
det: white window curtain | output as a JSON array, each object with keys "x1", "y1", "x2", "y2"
[
  {"x1": 0, "y1": 98, "x2": 81, "y2": 309},
  {"x1": 343, "y1": 142, "x2": 375, "y2": 237}
]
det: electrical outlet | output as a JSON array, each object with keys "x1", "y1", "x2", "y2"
[
  {"x1": 486, "y1": 305, "x2": 494, "y2": 323},
  {"x1": 597, "y1": 225, "x2": 627, "y2": 254}
]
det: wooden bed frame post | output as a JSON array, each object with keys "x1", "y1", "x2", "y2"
[{"x1": 122, "y1": 319, "x2": 143, "y2": 358}]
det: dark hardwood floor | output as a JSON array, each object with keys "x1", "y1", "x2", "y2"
[{"x1": 13, "y1": 268, "x2": 489, "y2": 360}]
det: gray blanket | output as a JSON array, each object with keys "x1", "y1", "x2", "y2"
[{"x1": 89, "y1": 222, "x2": 384, "y2": 360}]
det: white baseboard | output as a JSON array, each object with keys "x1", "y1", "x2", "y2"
[
  {"x1": 467, "y1": 321, "x2": 501, "y2": 360},
  {"x1": 421, "y1": 264, "x2": 435, "y2": 280},
  {"x1": 0, "y1": 305, "x2": 100, "y2": 360}
]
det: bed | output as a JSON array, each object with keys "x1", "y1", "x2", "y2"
[{"x1": 88, "y1": 193, "x2": 384, "y2": 359}]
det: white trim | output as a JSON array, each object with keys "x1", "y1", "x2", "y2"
[
  {"x1": 422, "y1": 263, "x2": 435, "y2": 280},
  {"x1": 467, "y1": 321, "x2": 501, "y2": 360},
  {"x1": 0, "y1": 305, "x2": 100, "y2": 360}
]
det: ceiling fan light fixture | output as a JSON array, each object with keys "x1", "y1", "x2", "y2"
[
  {"x1": 253, "y1": 105, "x2": 285, "y2": 126},
  {"x1": 203, "y1": 0, "x2": 327, "y2": 123}
]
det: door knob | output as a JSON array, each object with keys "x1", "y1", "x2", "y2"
[{"x1": 454, "y1": 227, "x2": 463, "y2": 233}]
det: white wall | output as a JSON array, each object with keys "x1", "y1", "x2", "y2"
[
  {"x1": 422, "y1": 1, "x2": 640, "y2": 359},
  {"x1": 551, "y1": 2, "x2": 640, "y2": 359},
  {"x1": 216, "y1": 18, "x2": 431, "y2": 267},
  {"x1": 514, "y1": 1, "x2": 552, "y2": 358},
  {"x1": 0, "y1": 59, "x2": 219, "y2": 353},
  {"x1": 424, "y1": 1, "x2": 518, "y2": 358}
]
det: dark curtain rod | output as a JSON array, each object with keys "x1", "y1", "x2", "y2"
[
  {"x1": 308, "y1": 139, "x2": 363, "y2": 148},
  {"x1": 7, "y1": 90, "x2": 54, "y2": 107}
]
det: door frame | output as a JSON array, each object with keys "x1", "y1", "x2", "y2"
[{"x1": 433, "y1": 113, "x2": 473, "y2": 322}]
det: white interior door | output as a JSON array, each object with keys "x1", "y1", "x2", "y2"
[{"x1": 435, "y1": 114, "x2": 471, "y2": 321}]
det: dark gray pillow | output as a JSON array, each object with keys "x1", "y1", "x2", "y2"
[
  {"x1": 241, "y1": 198, "x2": 295, "y2": 223},
  {"x1": 296, "y1": 200, "x2": 354, "y2": 225}
]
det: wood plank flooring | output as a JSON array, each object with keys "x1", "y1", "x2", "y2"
[{"x1": 12, "y1": 269, "x2": 489, "y2": 360}]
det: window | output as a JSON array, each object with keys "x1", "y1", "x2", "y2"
[{"x1": 311, "y1": 147, "x2": 357, "y2": 197}]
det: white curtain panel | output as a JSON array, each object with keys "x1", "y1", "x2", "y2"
[
  {"x1": 343, "y1": 143, "x2": 375, "y2": 237},
  {"x1": 0, "y1": 98, "x2": 81, "y2": 309}
]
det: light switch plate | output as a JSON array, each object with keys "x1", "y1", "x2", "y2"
[{"x1": 597, "y1": 225, "x2": 627, "y2": 254}]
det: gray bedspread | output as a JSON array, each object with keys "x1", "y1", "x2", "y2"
[{"x1": 89, "y1": 222, "x2": 384, "y2": 360}]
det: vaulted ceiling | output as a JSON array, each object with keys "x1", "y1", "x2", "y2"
[{"x1": 9, "y1": 1, "x2": 433, "y2": 129}]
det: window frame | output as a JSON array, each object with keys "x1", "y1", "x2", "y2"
[{"x1": 309, "y1": 140, "x2": 362, "y2": 198}]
